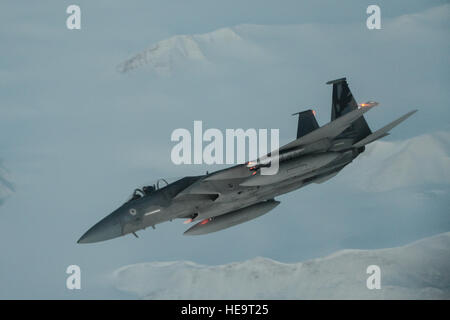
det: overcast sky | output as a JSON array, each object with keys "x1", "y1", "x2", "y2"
[{"x1": 0, "y1": 1, "x2": 449, "y2": 298}]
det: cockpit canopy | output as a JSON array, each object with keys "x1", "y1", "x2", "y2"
[{"x1": 126, "y1": 178, "x2": 170, "y2": 203}]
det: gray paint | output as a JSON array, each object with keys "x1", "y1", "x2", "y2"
[
  {"x1": 0, "y1": 1, "x2": 448, "y2": 298},
  {"x1": 78, "y1": 79, "x2": 416, "y2": 243}
]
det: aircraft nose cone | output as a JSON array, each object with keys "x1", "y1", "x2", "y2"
[{"x1": 77, "y1": 216, "x2": 122, "y2": 244}]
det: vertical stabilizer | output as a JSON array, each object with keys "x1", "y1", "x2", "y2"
[
  {"x1": 326, "y1": 78, "x2": 372, "y2": 141},
  {"x1": 292, "y1": 109, "x2": 319, "y2": 139}
]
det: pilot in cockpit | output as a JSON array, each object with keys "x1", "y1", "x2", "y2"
[
  {"x1": 130, "y1": 189, "x2": 143, "y2": 201},
  {"x1": 142, "y1": 185, "x2": 156, "y2": 195},
  {"x1": 129, "y1": 185, "x2": 156, "y2": 202}
]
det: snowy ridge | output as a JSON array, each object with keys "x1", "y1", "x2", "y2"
[
  {"x1": 116, "y1": 5, "x2": 449, "y2": 77},
  {"x1": 117, "y1": 27, "x2": 243, "y2": 75},
  {"x1": 112, "y1": 232, "x2": 450, "y2": 299},
  {"x1": 340, "y1": 131, "x2": 450, "y2": 192}
]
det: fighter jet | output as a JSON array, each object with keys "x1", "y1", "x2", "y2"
[{"x1": 78, "y1": 78, "x2": 417, "y2": 243}]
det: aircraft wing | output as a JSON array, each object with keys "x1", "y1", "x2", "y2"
[
  {"x1": 279, "y1": 105, "x2": 376, "y2": 152},
  {"x1": 352, "y1": 109, "x2": 417, "y2": 148}
]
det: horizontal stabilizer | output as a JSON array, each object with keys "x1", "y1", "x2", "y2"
[
  {"x1": 280, "y1": 105, "x2": 376, "y2": 151},
  {"x1": 352, "y1": 109, "x2": 417, "y2": 148}
]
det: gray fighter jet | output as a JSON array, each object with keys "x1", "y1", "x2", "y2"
[{"x1": 78, "y1": 78, "x2": 417, "y2": 243}]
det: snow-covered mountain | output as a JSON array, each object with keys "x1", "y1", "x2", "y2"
[
  {"x1": 112, "y1": 232, "x2": 450, "y2": 299},
  {"x1": 338, "y1": 131, "x2": 450, "y2": 192},
  {"x1": 116, "y1": 5, "x2": 450, "y2": 79},
  {"x1": 109, "y1": 132, "x2": 450, "y2": 301},
  {"x1": 0, "y1": 161, "x2": 13, "y2": 206},
  {"x1": 117, "y1": 27, "x2": 251, "y2": 75}
]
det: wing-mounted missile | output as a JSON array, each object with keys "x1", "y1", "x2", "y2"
[{"x1": 184, "y1": 200, "x2": 280, "y2": 235}]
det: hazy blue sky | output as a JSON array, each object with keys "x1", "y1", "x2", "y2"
[{"x1": 0, "y1": 1, "x2": 449, "y2": 298}]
